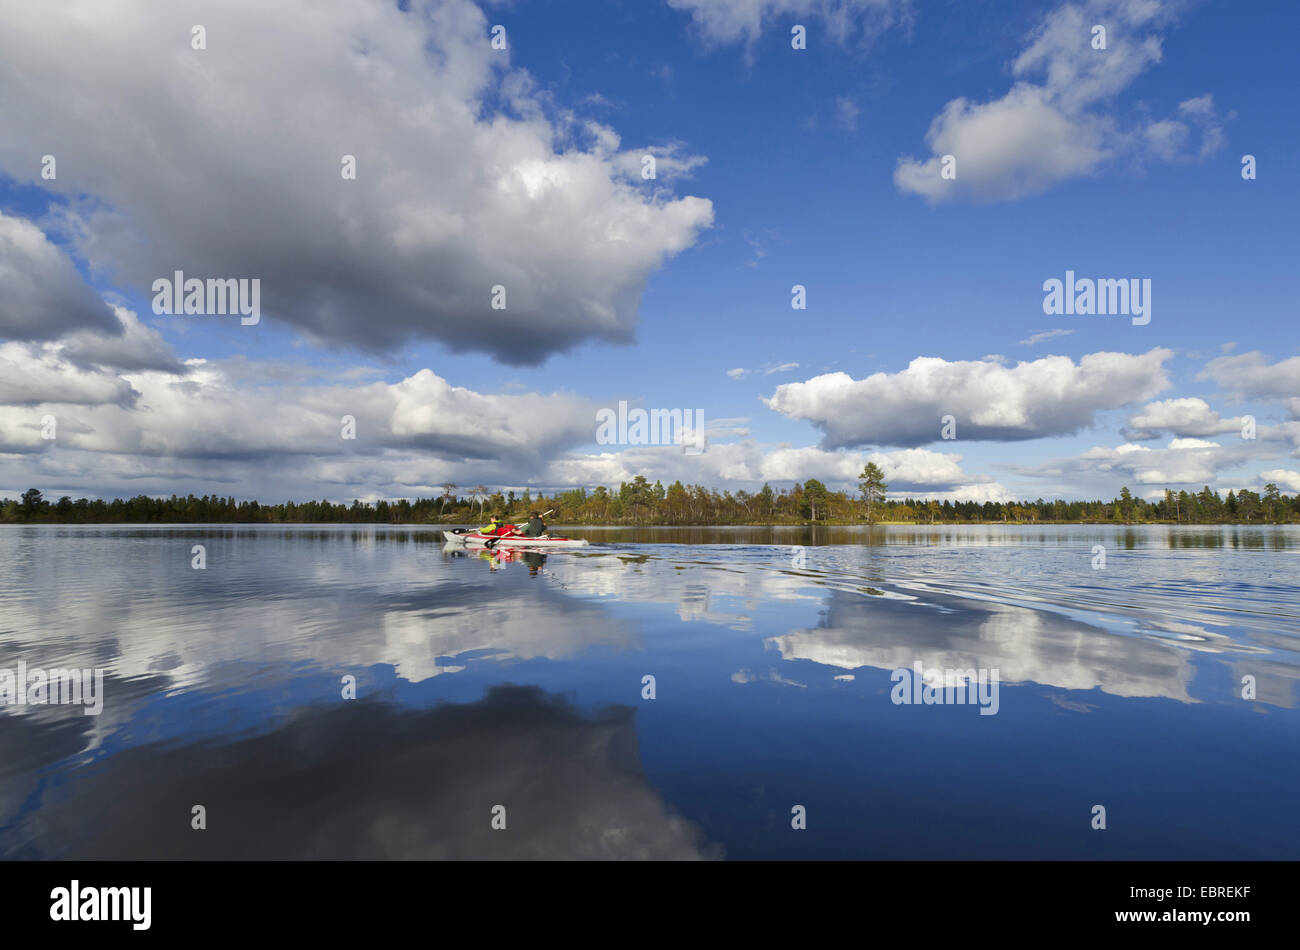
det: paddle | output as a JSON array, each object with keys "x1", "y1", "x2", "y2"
[{"x1": 486, "y1": 509, "x2": 554, "y2": 549}]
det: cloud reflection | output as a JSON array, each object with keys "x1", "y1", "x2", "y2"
[{"x1": 1, "y1": 685, "x2": 720, "y2": 860}]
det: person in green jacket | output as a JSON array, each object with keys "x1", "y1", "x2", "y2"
[
  {"x1": 520, "y1": 512, "x2": 547, "y2": 537},
  {"x1": 481, "y1": 512, "x2": 513, "y2": 536}
]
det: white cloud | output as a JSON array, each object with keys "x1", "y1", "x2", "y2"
[
  {"x1": 895, "y1": 84, "x2": 1113, "y2": 203},
  {"x1": 0, "y1": 305, "x2": 183, "y2": 417},
  {"x1": 667, "y1": 0, "x2": 911, "y2": 47},
  {"x1": 0, "y1": 350, "x2": 596, "y2": 471},
  {"x1": 1176, "y1": 94, "x2": 1227, "y2": 159},
  {"x1": 1144, "y1": 95, "x2": 1228, "y2": 161},
  {"x1": 543, "y1": 441, "x2": 997, "y2": 498},
  {"x1": 0, "y1": 342, "x2": 139, "y2": 411},
  {"x1": 1122, "y1": 397, "x2": 1244, "y2": 440},
  {"x1": 763, "y1": 349, "x2": 1173, "y2": 448},
  {"x1": 1260, "y1": 470, "x2": 1300, "y2": 493},
  {"x1": 60, "y1": 306, "x2": 185, "y2": 374},
  {"x1": 1019, "y1": 328, "x2": 1075, "y2": 346},
  {"x1": 1200, "y1": 351, "x2": 1300, "y2": 403},
  {"x1": 1028, "y1": 436, "x2": 1263, "y2": 489},
  {"x1": 726, "y1": 361, "x2": 800, "y2": 380},
  {"x1": 918, "y1": 482, "x2": 1017, "y2": 504},
  {"x1": 1200, "y1": 351, "x2": 1300, "y2": 427},
  {"x1": 895, "y1": 0, "x2": 1223, "y2": 203},
  {"x1": 0, "y1": 0, "x2": 713, "y2": 365},
  {"x1": 1143, "y1": 118, "x2": 1190, "y2": 161},
  {"x1": 0, "y1": 325, "x2": 1011, "y2": 498},
  {"x1": 0, "y1": 211, "x2": 120, "y2": 341},
  {"x1": 609, "y1": 139, "x2": 710, "y2": 181},
  {"x1": 835, "y1": 96, "x2": 861, "y2": 130}
]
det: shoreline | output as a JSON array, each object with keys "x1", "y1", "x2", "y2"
[{"x1": 3, "y1": 520, "x2": 1297, "y2": 528}]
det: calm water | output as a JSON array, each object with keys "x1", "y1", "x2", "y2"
[{"x1": 2, "y1": 523, "x2": 1297, "y2": 859}]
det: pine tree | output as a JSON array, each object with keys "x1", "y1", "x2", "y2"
[{"x1": 858, "y1": 463, "x2": 888, "y2": 523}]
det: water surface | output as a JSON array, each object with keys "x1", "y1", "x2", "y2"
[{"x1": 2, "y1": 524, "x2": 1297, "y2": 859}]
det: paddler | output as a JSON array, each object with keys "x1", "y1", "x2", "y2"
[
  {"x1": 520, "y1": 511, "x2": 547, "y2": 538},
  {"x1": 481, "y1": 512, "x2": 513, "y2": 536}
]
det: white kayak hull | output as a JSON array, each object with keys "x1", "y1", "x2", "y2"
[{"x1": 443, "y1": 530, "x2": 589, "y2": 548}]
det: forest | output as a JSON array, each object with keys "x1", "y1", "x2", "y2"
[{"x1": 3, "y1": 475, "x2": 1297, "y2": 525}]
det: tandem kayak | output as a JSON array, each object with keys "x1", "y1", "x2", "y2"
[{"x1": 442, "y1": 530, "x2": 589, "y2": 549}]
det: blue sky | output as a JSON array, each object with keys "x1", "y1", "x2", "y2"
[{"x1": 1, "y1": 0, "x2": 1297, "y2": 503}]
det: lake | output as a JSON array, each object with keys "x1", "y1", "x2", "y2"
[{"x1": 2, "y1": 523, "x2": 1297, "y2": 859}]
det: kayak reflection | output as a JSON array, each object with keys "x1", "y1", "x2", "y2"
[{"x1": 473, "y1": 546, "x2": 547, "y2": 575}]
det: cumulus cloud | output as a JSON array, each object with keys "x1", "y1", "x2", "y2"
[
  {"x1": 1199, "y1": 351, "x2": 1300, "y2": 425},
  {"x1": 0, "y1": 342, "x2": 139, "y2": 410},
  {"x1": 2, "y1": 360, "x2": 1006, "y2": 498},
  {"x1": 0, "y1": 351, "x2": 597, "y2": 473},
  {"x1": 1260, "y1": 470, "x2": 1300, "y2": 493},
  {"x1": 760, "y1": 445, "x2": 979, "y2": 489},
  {"x1": 0, "y1": 211, "x2": 120, "y2": 341},
  {"x1": 0, "y1": 304, "x2": 183, "y2": 420},
  {"x1": 895, "y1": 84, "x2": 1113, "y2": 203},
  {"x1": 1200, "y1": 351, "x2": 1300, "y2": 404},
  {"x1": 60, "y1": 306, "x2": 186, "y2": 374},
  {"x1": 2, "y1": 322, "x2": 1017, "y2": 499},
  {"x1": 1024, "y1": 436, "x2": 1269, "y2": 490},
  {"x1": 1122, "y1": 397, "x2": 1245, "y2": 441},
  {"x1": 763, "y1": 349, "x2": 1173, "y2": 448},
  {"x1": 544, "y1": 441, "x2": 1000, "y2": 499},
  {"x1": 0, "y1": 0, "x2": 713, "y2": 365},
  {"x1": 895, "y1": 0, "x2": 1223, "y2": 203},
  {"x1": 667, "y1": 0, "x2": 911, "y2": 47}
]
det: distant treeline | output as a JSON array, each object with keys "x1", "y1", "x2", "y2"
[{"x1": 3, "y1": 477, "x2": 1298, "y2": 525}]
